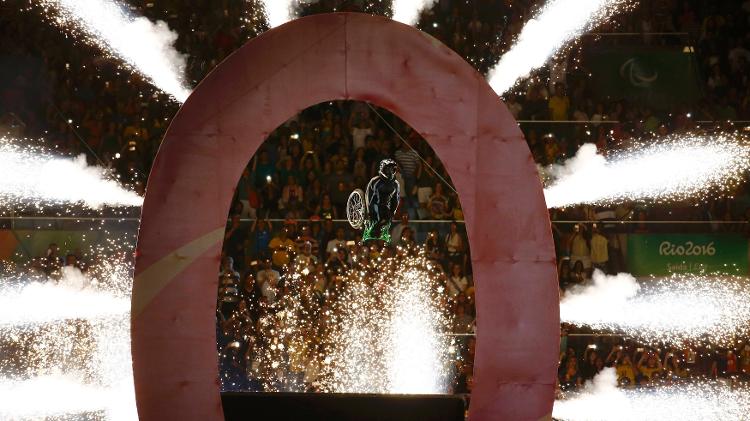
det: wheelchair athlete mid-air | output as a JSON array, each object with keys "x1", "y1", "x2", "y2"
[{"x1": 346, "y1": 159, "x2": 400, "y2": 244}]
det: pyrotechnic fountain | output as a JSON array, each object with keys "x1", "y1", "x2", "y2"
[
  {"x1": 543, "y1": 135, "x2": 750, "y2": 209},
  {"x1": 38, "y1": 0, "x2": 191, "y2": 102},
  {"x1": 0, "y1": 138, "x2": 141, "y2": 419},
  {"x1": 560, "y1": 271, "x2": 750, "y2": 345},
  {"x1": 488, "y1": 0, "x2": 635, "y2": 95},
  {"x1": 0, "y1": 255, "x2": 138, "y2": 420},
  {"x1": 0, "y1": 137, "x2": 143, "y2": 209}
]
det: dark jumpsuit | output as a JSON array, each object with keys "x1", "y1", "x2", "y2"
[{"x1": 363, "y1": 175, "x2": 400, "y2": 242}]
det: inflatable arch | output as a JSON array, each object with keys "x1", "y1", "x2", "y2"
[{"x1": 133, "y1": 12, "x2": 558, "y2": 421}]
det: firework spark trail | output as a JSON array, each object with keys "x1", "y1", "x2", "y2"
[
  {"x1": 488, "y1": 0, "x2": 633, "y2": 95},
  {"x1": 391, "y1": 0, "x2": 437, "y2": 26},
  {"x1": 0, "y1": 138, "x2": 142, "y2": 208},
  {"x1": 543, "y1": 135, "x2": 750, "y2": 208},
  {"x1": 553, "y1": 368, "x2": 750, "y2": 420},
  {"x1": 39, "y1": 0, "x2": 190, "y2": 102},
  {"x1": 560, "y1": 271, "x2": 750, "y2": 345}
]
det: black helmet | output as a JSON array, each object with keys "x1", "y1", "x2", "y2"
[{"x1": 378, "y1": 159, "x2": 398, "y2": 180}]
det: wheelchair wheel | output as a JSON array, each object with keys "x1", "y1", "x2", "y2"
[{"x1": 346, "y1": 189, "x2": 366, "y2": 230}]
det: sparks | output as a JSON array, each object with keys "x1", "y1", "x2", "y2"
[
  {"x1": 321, "y1": 248, "x2": 454, "y2": 394},
  {"x1": 543, "y1": 135, "x2": 750, "y2": 208},
  {"x1": 561, "y1": 271, "x2": 750, "y2": 345},
  {"x1": 553, "y1": 368, "x2": 750, "y2": 421},
  {"x1": 0, "y1": 138, "x2": 143, "y2": 209},
  {"x1": 488, "y1": 0, "x2": 633, "y2": 95},
  {"x1": 39, "y1": 0, "x2": 191, "y2": 102},
  {"x1": 0, "y1": 236, "x2": 137, "y2": 420}
]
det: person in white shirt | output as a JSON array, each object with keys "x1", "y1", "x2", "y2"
[
  {"x1": 256, "y1": 259, "x2": 280, "y2": 304},
  {"x1": 447, "y1": 263, "x2": 469, "y2": 298}
]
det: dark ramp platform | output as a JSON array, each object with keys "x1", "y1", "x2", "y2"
[{"x1": 221, "y1": 392, "x2": 466, "y2": 421}]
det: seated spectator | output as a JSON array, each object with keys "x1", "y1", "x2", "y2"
[
  {"x1": 447, "y1": 263, "x2": 469, "y2": 298},
  {"x1": 218, "y1": 256, "x2": 241, "y2": 320},
  {"x1": 268, "y1": 228, "x2": 297, "y2": 268},
  {"x1": 453, "y1": 303, "x2": 474, "y2": 334},
  {"x1": 390, "y1": 213, "x2": 411, "y2": 244},
  {"x1": 256, "y1": 259, "x2": 280, "y2": 304},
  {"x1": 559, "y1": 355, "x2": 581, "y2": 389},
  {"x1": 295, "y1": 241, "x2": 318, "y2": 269},
  {"x1": 295, "y1": 225, "x2": 319, "y2": 256},
  {"x1": 424, "y1": 230, "x2": 444, "y2": 263},
  {"x1": 427, "y1": 183, "x2": 451, "y2": 219},
  {"x1": 398, "y1": 227, "x2": 416, "y2": 247},
  {"x1": 326, "y1": 227, "x2": 347, "y2": 258},
  {"x1": 315, "y1": 193, "x2": 338, "y2": 220},
  {"x1": 414, "y1": 156, "x2": 437, "y2": 219},
  {"x1": 280, "y1": 175, "x2": 303, "y2": 214},
  {"x1": 548, "y1": 82, "x2": 570, "y2": 121}
]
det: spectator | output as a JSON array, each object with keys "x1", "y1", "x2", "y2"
[
  {"x1": 256, "y1": 259, "x2": 280, "y2": 304},
  {"x1": 295, "y1": 241, "x2": 318, "y2": 269},
  {"x1": 616, "y1": 354, "x2": 636, "y2": 386},
  {"x1": 281, "y1": 175, "x2": 303, "y2": 211},
  {"x1": 250, "y1": 217, "x2": 272, "y2": 259},
  {"x1": 224, "y1": 214, "x2": 247, "y2": 271},
  {"x1": 447, "y1": 263, "x2": 469, "y2": 298},
  {"x1": 590, "y1": 224, "x2": 609, "y2": 273},
  {"x1": 428, "y1": 183, "x2": 451, "y2": 220},
  {"x1": 326, "y1": 227, "x2": 347, "y2": 258},
  {"x1": 637, "y1": 351, "x2": 663, "y2": 384},
  {"x1": 548, "y1": 82, "x2": 570, "y2": 121},
  {"x1": 218, "y1": 256, "x2": 241, "y2": 321},
  {"x1": 268, "y1": 228, "x2": 296, "y2": 268},
  {"x1": 390, "y1": 213, "x2": 411, "y2": 244},
  {"x1": 453, "y1": 303, "x2": 474, "y2": 334},
  {"x1": 295, "y1": 225, "x2": 319, "y2": 257},
  {"x1": 445, "y1": 221, "x2": 466, "y2": 269}
]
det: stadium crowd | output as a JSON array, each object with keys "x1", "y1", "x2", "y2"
[{"x1": 2, "y1": 0, "x2": 750, "y2": 399}]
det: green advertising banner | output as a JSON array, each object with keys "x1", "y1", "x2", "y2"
[
  {"x1": 627, "y1": 234, "x2": 749, "y2": 277},
  {"x1": 587, "y1": 47, "x2": 701, "y2": 110}
]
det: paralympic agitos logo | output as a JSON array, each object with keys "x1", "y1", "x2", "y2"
[{"x1": 659, "y1": 241, "x2": 716, "y2": 257}]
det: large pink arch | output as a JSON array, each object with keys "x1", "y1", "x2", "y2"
[{"x1": 133, "y1": 12, "x2": 558, "y2": 421}]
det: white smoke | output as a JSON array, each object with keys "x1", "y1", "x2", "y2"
[
  {"x1": 0, "y1": 139, "x2": 142, "y2": 208},
  {"x1": 560, "y1": 270, "x2": 640, "y2": 324},
  {"x1": 0, "y1": 266, "x2": 130, "y2": 326},
  {"x1": 392, "y1": 0, "x2": 437, "y2": 26},
  {"x1": 488, "y1": 0, "x2": 631, "y2": 95},
  {"x1": 41, "y1": 0, "x2": 191, "y2": 102}
]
